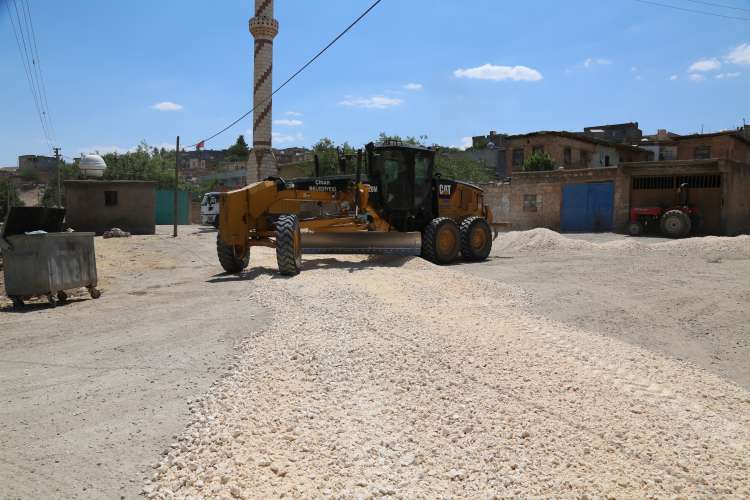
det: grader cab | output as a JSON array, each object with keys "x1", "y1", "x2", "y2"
[{"x1": 216, "y1": 141, "x2": 501, "y2": 275}]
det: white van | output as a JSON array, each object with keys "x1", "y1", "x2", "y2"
[{"x1": 200, "y1": 192, "x2": 221, "y2": 227}]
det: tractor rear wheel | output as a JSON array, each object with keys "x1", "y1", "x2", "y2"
[
  {"x1": 422, "y1": 217, "x2": 460, "y2": 265},
  {"x1": 460, "y1": 216, "x2": 492, "y2": 261},
  {"x1": 276, "y1": 214, "x2": 302, "y2": 276},
  {"x1": 216, "y1": 234, "x2": 250, "y2": 274},
  {"x1": 660, "y1": 210, "x2": 692, "y2": 238}
]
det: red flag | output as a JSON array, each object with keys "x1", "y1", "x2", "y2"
[{"x1": 196, "y1": 141, "x2": 205, "y2": 150}]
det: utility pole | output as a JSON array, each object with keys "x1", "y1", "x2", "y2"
[
  {"x1": 53, "y1": 147, "x2": 62, "y2": 207},
  {"x1": 174, "y1": 136, "x2": 180, "y2": 238}
]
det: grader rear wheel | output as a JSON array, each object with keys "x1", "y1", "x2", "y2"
[
  {"x1": 276, "y1": 214, "x2": 302, "y2": 276},
  {"x1": 422, "y1": 217, "x2": 460, "y2": 265},
  {"x1": 460, "y1": 216, "x2": 492, "y2": 262},
  {"x1": 216, "y1": 234, "x2": 250, "y2": 274}
]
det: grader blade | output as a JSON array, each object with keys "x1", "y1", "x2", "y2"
[{"x1": 301, "y1": 232, "x2": 422, "y2": 256}]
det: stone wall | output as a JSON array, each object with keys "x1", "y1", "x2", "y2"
[
  {"x1": 481, "y1": 168, "x2": 622, "y2": 231},
  {"x1": 64, "y1": 180, "x2": 156, "y2": 235}
]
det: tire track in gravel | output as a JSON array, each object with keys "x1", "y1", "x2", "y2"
[{"x1": 149, "y1": 251, "x2": 750, "y2": 499}]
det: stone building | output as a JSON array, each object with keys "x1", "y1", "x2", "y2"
[
  {"x1": 482, "y1": 158, "x2": 750, "y2": 236},
  {"x1": 502, "y1": 131, "x2": 652, "y2": 174},
  {"x1": 584, "y1": 122, "x2": 643, "y2": 144},
  {"x1": 673, "y1": 131, "x2": 750, "y2": 163},
  {"x1": 64, "y1": 180, "x2": 156, "y2": 235}
]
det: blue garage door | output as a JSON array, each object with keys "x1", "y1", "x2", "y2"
[{"x1": 561, "y1": 182, "x2": 614, "y2": 232}]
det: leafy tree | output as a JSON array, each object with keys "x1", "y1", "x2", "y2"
[
  {"x1": 225, "y1": 135, "x2": 250, "y2": 162},
  {"x1": 18, "y1": 167, "x2": 41, "y2": 183},
  {"x1": 377, "y1": 132, "x2": 427, "y2": 145},
  {"x1": 523, "y1": 152, "x2": 555, "y2": 172},
  {"x1": 101, "y1": 141, "x2": 178, "y2": 188},
  {"x1": 41, "y1": 162, "x2": 81, "y2": 207},
  {"x1": 0, "y1": 178, "x2": 24, "y2": 221},
  {"x1": 435, "y1": 154, "x2": 493, "y2": 183}
]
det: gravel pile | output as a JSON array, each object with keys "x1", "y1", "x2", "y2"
[
  {"x1": 494, "y1": 229, "x2": 750, "y2": 259},
  {"x1": 147, "y1": 248, "x2": 750, "y2": 498}
]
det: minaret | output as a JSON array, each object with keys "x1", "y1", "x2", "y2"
[{"x1": 248, "y1": 0, "x2": 279, "y2": 182}]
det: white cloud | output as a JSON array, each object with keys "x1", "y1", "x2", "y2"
[
  {"x1": 339, "y1": 95, "x2": 403, "y2": 109},
  {"x1": 273, "y1": 119, "x2": 303, "y2": 126},
  {"x1": 285, "y1": 111, "x2": 303, "y2": 117},
  {"x1": 630, "y1": 66, "x2": 638, "y2": 72},
  {"x1": 715, "y1": 72, "x2": 741, "y2": 79},
  {"x1": 460, "y1": 137, "x2": 473, "y2": 150},
  {"x1": 725, "y1": 43, "x2": 750, "y2": 65},
  {"x1": 688, "y1": 73, "x2": 706, "y2": 82},
  {"x1": 272, "y1": 131, "x2": 304, "y2": 144},
  {"x1": 151, "y1": 101, "x2": 184, "y2": 111},
  {"x1": 403, "y1": 83, "x2": 423, "y2": 91},
  {"x1": 670, "y1": 74, "x2": 679, "y2": 81},
  {"x1": 688, "y1": 58, "x2": 721, "y2": 72},
  {"x1": 583, "y1": 58, "x2": 612, "y2": 68},
  {"x1": 453, "y1": 64, "x2": 543, "y2": 82}
]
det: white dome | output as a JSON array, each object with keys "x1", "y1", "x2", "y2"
[{"x1": 80, "y1": 154, "x2": 107, "y2": 178}]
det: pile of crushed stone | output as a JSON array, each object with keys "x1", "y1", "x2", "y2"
[{"x1": 493, "y1": 228, "x2": 750, "y2": 260}]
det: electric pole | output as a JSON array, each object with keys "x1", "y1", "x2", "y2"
[
  {"x1": 53, "y1": 147, "x2": 62, "y2": 207},
  {"x1": 174, "y1": 136, "x2": 180, "y2": 238}
]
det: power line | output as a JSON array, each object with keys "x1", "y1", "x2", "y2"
[
  {"x1": 21, "y1": 0, "x2": 57, "y2": 142},
  {"x1": 187, "y1": 0, "x2": 384, "y2": 149},
  {"x1": 633, "y1": 0, "x2": 750, "y2": 21},
  {"x1": 683, "y1": 0, "x2": 750, "y2": 13},
  {"x1": 6, "y1": 0, "x2": 54, "y2": 151}
]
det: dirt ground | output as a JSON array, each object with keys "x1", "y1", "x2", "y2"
[
  {"x1": 459, "y1": 229, "x2": 750, "y2": 390},
  {"x1": 0, "y1": 227, "x2": 268, "y2": 499},
  {"x1": 2, "y1": 226, "x2": 750, "y2": 498}
]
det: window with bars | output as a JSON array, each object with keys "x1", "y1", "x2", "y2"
[{"x1": 632, "y1": 174, "x2": 721, "y2": 190}]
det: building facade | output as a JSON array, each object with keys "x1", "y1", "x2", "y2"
[
  {"x1": 64, "y1": 180, "x2": 156, "y2": 235},
  {"x1": 502, "y1": 131, "x2": 652, "y2": 174}
]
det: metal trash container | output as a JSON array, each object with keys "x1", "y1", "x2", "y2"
[{"x1": 1, "y1": 207, "x2": 101, "y2": 308}]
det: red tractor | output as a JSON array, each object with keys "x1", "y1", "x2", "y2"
[{"x1": 628, "y1": 183, "x2": 700, "y2": 238}]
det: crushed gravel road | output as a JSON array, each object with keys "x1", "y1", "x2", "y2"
[{"x1": 148, "y1": 232, "x2": 750, "y2": 498}]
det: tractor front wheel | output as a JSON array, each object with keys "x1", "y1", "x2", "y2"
[
  {"x1": 422, "y1": 217, "x2": 460, "y2": 265},
  {"x1": 628, "y1": 221, "x2": 643, "y2": 237},
  {"x1": 276, "y1": 214, "x2": 302, "y2": 276},
  {"x1": 660, "y1": 210, "x2": 692, "y2": 238},
  {"x1": 216, "y1": 234, "x2": 250, "y2": 274},
  {"x1": 460, "y1": 216, "x2": 492, "y2": 261}
]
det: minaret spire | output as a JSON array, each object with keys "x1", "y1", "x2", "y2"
[{"x1": 248, "y1": 0, "x2": 279, "y2": 182}]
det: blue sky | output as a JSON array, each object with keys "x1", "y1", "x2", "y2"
[{"x1": 1, "y1": 0, "x2": 749, "y2": 166}]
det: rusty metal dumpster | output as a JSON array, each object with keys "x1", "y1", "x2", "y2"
[{"x1": 1, "y1": 207, "x2": 101, "y2": 308}]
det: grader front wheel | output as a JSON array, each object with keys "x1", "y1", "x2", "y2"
[
  {"x1": 216, "y1": 234, "x2": 250, "y2": 274},
  {"x1": 276, "y1": 214, "x2": 302, "y2": 276}
]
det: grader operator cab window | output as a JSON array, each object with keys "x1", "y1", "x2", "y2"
[{"x1": 379, "y1": 152, "x2": 411, "y2": 210}]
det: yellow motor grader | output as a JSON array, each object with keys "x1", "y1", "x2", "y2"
[{"x1": 216, "y1": 140, "x2": 503, "y2": 275}]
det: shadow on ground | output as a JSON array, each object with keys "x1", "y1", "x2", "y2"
[{"x1": 207, "y1": 255, "x2": 413, "y2": 283}]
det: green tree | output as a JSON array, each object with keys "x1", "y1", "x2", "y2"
[
  {"x1": 41, "y1": 161, "x2": 81, "y2": 207},
  {"x1": 435, "y1": 154, "x2": 493, "y2": 183},
  {"x1": 101, "y1": 141, "x2": 178, "y2": 189},
  {"x1": 377, "y1": 132, "x2": 427, "y2": 145},
  {"x1": 523, "y1": 152, "x2": 555, "y2": 172},
  {"x1": 0, "y1": 178, "x2": 24, "y2": 221},
  {"x1": 18, "y1": 167, "x2": 41, "y2": 183},
  {"x1": 225, "y1": 135, "x2": 250, "y2": 162}
]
